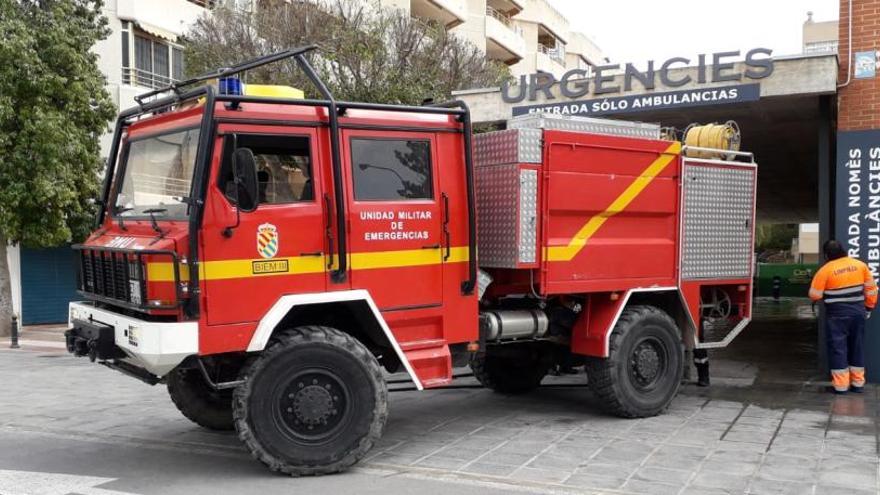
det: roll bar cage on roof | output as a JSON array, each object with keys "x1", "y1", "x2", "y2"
[{"x1": 99, "y1": 45, "x2": 477, "y2": 318}]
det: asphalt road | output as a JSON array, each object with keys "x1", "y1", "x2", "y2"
[{"x1": 0, "y1": 428, "x2": 525, "y2": 495}]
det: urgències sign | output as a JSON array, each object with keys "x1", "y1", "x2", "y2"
[{"x1": 506, "y1": 48, "x2": 774, "y2": 117}]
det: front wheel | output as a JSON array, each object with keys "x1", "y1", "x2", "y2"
[
  {"x1": 167, "y1": 367, "x2": 234, "y2": 431},
  {"x1": 233, "y1": 326, "x2": 387, "y2": 476},
  {"x1": 585, "y1": 305, "x2": 683, "y2": 418}
]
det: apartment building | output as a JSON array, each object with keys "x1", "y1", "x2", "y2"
[
  {"x1": 802, "y1": 11, "x2": 838, "y2": 54},
  {"x1": 93, "y1": 0, "x2": 213, "y2": 151},
  {"x1": 379, "y1": 0, "x2": 604, "y2": 77}
]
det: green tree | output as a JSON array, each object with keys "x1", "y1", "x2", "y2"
[
  {"x1": 183, "y1": 0, "x2": 510, "y2": 104},
  {"x1": 0, "y1": 0, "x2": 115, "y2": 335},
  {"x1": 755, "y1": 223, "x2": 798, "y2": 252}
]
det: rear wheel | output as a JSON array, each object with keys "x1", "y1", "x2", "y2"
[
  {"x1": 585, "y1": 305, "x2": 683, "y2": 418},
  {"x1": 167, "y1": 367, "x2": 234, "y2": 431},
  {"x1": 233, "y1": 326, "x2": 387, "y2": 476},
  {"x1": 470, "y1": 346, "x2": 550, "y2": 394}
]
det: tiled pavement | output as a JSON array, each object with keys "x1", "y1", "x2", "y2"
[{"x1": 1, "y1": 299, "x2": 879, "y2": 494}]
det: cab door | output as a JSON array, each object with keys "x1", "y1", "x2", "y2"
[
  {"x1": 201, "y1": 126, "x2": 327, "y2": 327},
  {"x1": 341, "y1": 131, "x2": 443, "y2": 309}
]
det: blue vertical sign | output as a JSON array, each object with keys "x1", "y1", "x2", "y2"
[{"x1": 835, "y1": 129, "x2": 880, "y2": 381}]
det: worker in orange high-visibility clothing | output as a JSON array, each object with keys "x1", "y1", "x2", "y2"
[{"x1": 809, "y1": 240, "x2": 878, "y2": 394}]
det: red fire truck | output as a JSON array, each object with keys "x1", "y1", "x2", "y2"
[{"x1": 65, "y1": 47, "x2": 756, "y2": 475}]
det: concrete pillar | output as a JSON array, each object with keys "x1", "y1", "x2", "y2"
[{"x1": 833, "y1": 0, "x2": 880, "y2": 380}]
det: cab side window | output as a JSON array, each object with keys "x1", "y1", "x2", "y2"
[
  {"x1": 350, "y1": 138, "x2": 432, "y2": 201},
  {"x1": 219, "y1": 134, "x2": 314, "y2": 205}
]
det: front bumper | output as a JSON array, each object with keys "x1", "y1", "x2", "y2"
[{"x1": 67, "y1": 302, "x2": 198, "y2": 377}]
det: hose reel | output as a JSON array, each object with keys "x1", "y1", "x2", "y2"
[{"x1": 683, "y1": 121, "x2": 741, "y2": 160}]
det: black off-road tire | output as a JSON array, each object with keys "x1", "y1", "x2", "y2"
[
  {"x1": 585, "y1": 305, "x2": 683, "y2": 418},
  {"x1": 469, "y1": 349, "x2": 550, "y2": 394},
  {"x1": 233, "y1": 326, "x2": 387, "y2": 476},
  {"x1": 166, "y1": 367, "x2": 234, "y2": 431}
]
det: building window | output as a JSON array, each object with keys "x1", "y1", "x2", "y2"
[
  {"x1": 804, "y1": 40, "x2": 838, "y2": 54},
  {"x1": 350, "y1": 139, "x2": 433, "y2": 201},
  {"x1": 122, "y1": 29, "x2": 184, "y2": 89}
]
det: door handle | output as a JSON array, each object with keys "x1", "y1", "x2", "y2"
[
  {"x1": 421, "y1": 244, "x2": 441, "y2": 250},
  {"x1": 441, "y1": 192, "x2": 451, "y2": 261},
  {"x1": 323, "y1": 193, "x2": 335, "y2": 269},
  {"x1": 299, "y1": 251, "x2": 323, "y2": 257}
]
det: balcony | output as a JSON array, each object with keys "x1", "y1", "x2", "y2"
[
  {"x1": 536, "y1": 44, "x2": 566, "y2": 78},
  {"x1": 485, "y1": 6, "x2": 526, "y2": 64},
  {"x1": 410, "y1": 0, "x2": 467, "y2": 28},
  {"x1": 566, "y1": 32, "x2": 604, "y2": 67},
  {"x1": 515, "y1": 0, "x2": 568, "y2": 45},
  {"x1": 122, "y1": 67, "x2": 177, "y2": 90},
  {"x1": 487, "y1": 0, "x2": 523, "y2": 15},
  {"x1": 117, "y1": 0, "x2": 206, "y2": 39}
]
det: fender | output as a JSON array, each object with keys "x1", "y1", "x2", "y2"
[
  {"x1": 572, "y1": 286, "x2": 697, "y2": 357},
  {"x1": 605, "y1": 287, "x2": 697, "y2": 354},
  {"x1": 246, "y1": 289, "x2": 424, "y2": 390}
]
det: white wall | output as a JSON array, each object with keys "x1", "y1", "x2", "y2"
[{"x1": 6, "y1": 245, "x2": 21, "y2": 319}]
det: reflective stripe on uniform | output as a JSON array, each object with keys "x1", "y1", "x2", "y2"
[
  {"x1": 850, "y1": 366, "x2": 866, "y2": 388},
  {"x1": 823, "y1": 284, "x2": 866, "y2": 304},
  {"x1": 693, "y1": 357, "x2": 709, "y2": 364},
  {"x1": 825, "y1": 295, "x2": 866, "y2": 304},
  {"x1": 831, "y1": 368, "x2": 850, "y2": 392},
  {"x1": 824, "y1": 285, "x2": 864, "y2": 296}
]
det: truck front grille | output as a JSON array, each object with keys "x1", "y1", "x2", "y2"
[
  {"x1": 72, "y1": 245, "x2": 181, "y2": 310},
  {"x1": 77, "y1": 249, "x2": 142, "y2": 304}
]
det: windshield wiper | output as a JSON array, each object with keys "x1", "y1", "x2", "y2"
[
  {"x1": 143, "y1": 208, "x2": 168, "y2": 238},
  {"x1": 116, "y1": 206, "x2": 134, "y2": 231}
]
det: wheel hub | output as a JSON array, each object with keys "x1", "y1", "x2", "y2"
[
  {"x1": 277, "y1": 372, "x2": 348, "y2": 439},
  {"x1": 631, "y1": 340, "x2": 663, "y2": 387},
  {"x1": 292, "y1": 385, "x2": 334, "y2": 425}
]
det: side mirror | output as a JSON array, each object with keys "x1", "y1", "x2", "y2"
[{"x1": 233, "y1": 147, "x2": 258, "y2": 212}]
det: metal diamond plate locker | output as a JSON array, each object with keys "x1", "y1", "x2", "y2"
[{"x1": 681, "y1": 161, "x2": 756, "y2": 280}]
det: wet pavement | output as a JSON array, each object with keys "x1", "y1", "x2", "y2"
[{"x1": 1, "y1": 298, "x2": 878, "y2": 494}]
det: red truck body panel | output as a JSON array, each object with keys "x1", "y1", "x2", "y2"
[{"x1": 75, "y1": 98, "x2": 755, "y2": 386}]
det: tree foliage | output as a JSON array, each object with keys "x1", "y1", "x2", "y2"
[
  {"x1": 183, "y1": 0, "x2": 510, "y2": 104},
  {"x1": 0, "y1": 0, "x2": 116, "y2": 247},
  {"x1": 755, "y1": 223, "x2": 798, "y2": 252},
  {"x1": 0, "y1": 0, "x2": 115, "y2": 332}
]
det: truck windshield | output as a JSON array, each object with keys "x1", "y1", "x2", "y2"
[{"x1": 114, "y1": 128, "x2": 200, "y2": 218}]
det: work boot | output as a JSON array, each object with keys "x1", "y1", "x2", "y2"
[
  {"x1": 850, "y1": 385, "x2": 865, "y2": 394},
  {"x1": 696, "y1": 363, "x2": 710, "y2": 387},
  {"x1": 825, "y1": 386, "x2": 848, "y2": 395}
]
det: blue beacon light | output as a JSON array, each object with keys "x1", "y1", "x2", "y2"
[{"x1": 218, "y1": 76, "x2": 243, "y2": 95}]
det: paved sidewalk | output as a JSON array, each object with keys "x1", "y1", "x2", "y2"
[
  {"x1": 0, "y1": 299, "x2": 877, "y2": 494},
  {"x1": 8, "y1": 324, "x2": 67, "y2": 353}
]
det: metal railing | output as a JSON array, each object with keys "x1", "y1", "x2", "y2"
[
  {"x1": 122, "y1": 67, "x2": 177, "y2": 90},
  {"x1": 486, "y1": 6, "x2": 512, "y2": 26},
  {"x1": 537, "y1": 43, "x2": 565, "y2": 64}
]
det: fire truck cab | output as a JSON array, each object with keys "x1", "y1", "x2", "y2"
[{"x1": 65, "y1": 47, "x2": 757, "y2": 476}]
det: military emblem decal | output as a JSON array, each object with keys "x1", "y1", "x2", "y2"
[{"x1": 257, "y1": 223, "x2": 279, "y2": 259}]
